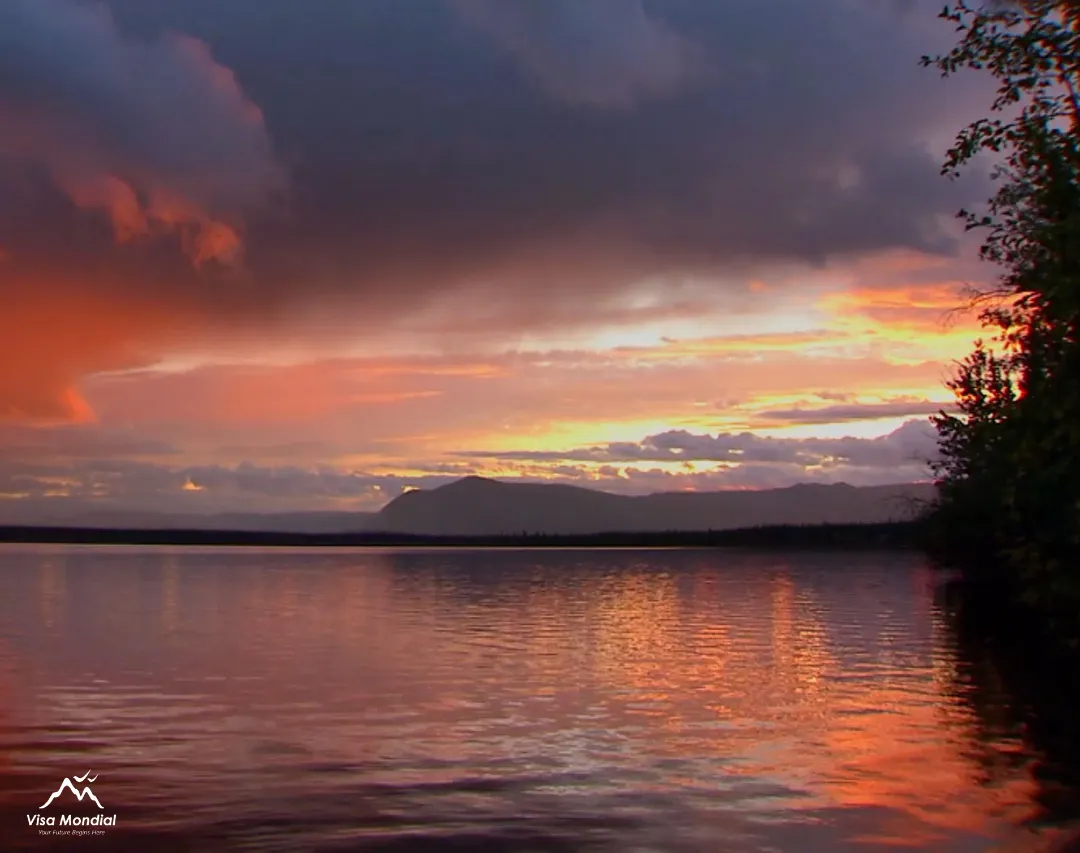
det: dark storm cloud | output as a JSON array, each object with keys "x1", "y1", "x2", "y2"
[
  {"x1": 449, "y1": 0, "x2": 703, "y2": 109},
  {"x1": 0, "y1": 0, "x2": 283, "y2": 263},
  {"x1": 102, "y1": 0, "x2": 983, "y2": 296},
  {"x1": 2, "y1": 0, "x2": 987, "y2": 418},
  {"x1": 0, "y1": 0, "x2": 287, "y2": 419}
]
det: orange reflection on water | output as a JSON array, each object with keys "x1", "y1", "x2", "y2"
[{"x1": 0, "y1": 548, "x2": 1062, "y2": 852}]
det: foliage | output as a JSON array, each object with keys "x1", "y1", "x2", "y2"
[{"x1": 921, "y1": 1, "x2": 1080, "y2": 641}]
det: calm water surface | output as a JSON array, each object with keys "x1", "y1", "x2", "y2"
[{"x1": 0, "y1": 546, "x2": 1076, "y2": 852}]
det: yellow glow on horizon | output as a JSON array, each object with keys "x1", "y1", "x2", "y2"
[
  {"x1": 50, "y1": 251, "x2": 986, "y2": 495},
  {"x1": 479, "y1": 419, "x2": 695, "y2": 452}
]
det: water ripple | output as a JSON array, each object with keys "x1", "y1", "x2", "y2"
[{"x1": 0, "y1": 546, "x2": 1071, "y2": 851}]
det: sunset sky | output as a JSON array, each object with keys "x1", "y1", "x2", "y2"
[{"x1": 0, "y1": 0, "x2": 999, "y2": 517}]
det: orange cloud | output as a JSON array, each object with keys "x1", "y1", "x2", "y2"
[
  {"x1": 73, "y1": 345, "x2": 955, "y2": 474},
  {"x1": 0, "y1": 0, "x2": 280, "y2": 269},
  {"x1": 87, "y1": 360, "x2": 461, "y2": 428},
  {"x1": 145, "y1": 190, "x2": 245, "y2": 268},
  {"x1": 0, "y1": 0, "x2": 286, "y2": 423},
  {"x1": 60, "y1": 175, "x2": 148, "y2": 244},
  {"x1": 56, "y1": 175, "x2": 245, "y2": 268},
  {"x1": 0, "y1": 276, "x2": 196, "y2": 423},
  {"x1": 824, "y1": 282, "x2": 977, "y2": 332},
  {"x1": 616, "y1": 330, "x2": 848, "y2": 360}
]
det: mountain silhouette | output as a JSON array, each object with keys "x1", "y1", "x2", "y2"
[
  {"x1": 374, "y1": 477, "x2": 935, "y2": 536},
  {"x1": 39, "y1": 773, "x2": 102, "y2": 809},
  {"x1": 2, "y1": 477, "x2": 936, "y2": 538}
]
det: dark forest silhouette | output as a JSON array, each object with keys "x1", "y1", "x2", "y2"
[
  {"x1": 920, "y1": 1, "x2": 1080, "y2": 646},
  {"x1": 0, "y1": 521, "x2": 923, "y2": 549}
]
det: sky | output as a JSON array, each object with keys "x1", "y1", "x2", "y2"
[{"x1": 0, "y1": 0, "x2": 1000, "y2": 517}]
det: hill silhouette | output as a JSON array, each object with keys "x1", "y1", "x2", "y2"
[
  {"x1": 373, "y1": 477, "x2": 934, "y2": 536},
  {"x1": 0, "y1": 478, "x2": 937, "y2": 544}
]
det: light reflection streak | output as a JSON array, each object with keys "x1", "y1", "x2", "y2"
[{"x1": 0, "y1": 548, "x2": 1059, "y2": 850}]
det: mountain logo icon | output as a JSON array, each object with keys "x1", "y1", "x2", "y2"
[{"x1": 39, "y1": 771, "x2": 103, "y2": 809}]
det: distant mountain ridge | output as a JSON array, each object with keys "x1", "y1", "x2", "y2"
[
  {"x1": 2, "y1": 477, "x2": 936, "y2": 536},
  {"x1": 372, "y1": 476, "x2": 936, "y2": 536}
]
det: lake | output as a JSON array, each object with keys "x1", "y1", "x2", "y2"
[{"x1": 0, "y1": 545, "x2": 1077, "y2": 852}]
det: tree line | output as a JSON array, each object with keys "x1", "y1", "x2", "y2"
[{"x1": 921, "y1": 1, "x2": 1080, "y2": 644}]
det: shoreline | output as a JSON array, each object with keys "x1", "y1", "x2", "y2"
[{"x1": 0, "y1": 521, "x2": 925, "y2": 550}]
